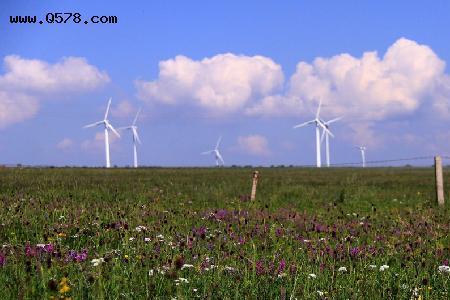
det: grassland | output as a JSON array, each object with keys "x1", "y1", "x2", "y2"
[{"x1": 0, "y1": 167, "x2": 449, "y2": 299}]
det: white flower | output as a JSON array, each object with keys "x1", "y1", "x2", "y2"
[
  {"x1": 308, "y1": 273, "x2": 317, "y2": 279},
  {"x1": 149, "y1": 269, "x2": 154, "y2": 276},
  {"x1": 91, "y1": 258, "x2": 104, "y2": 266},
  {"x1": 176, "y1": 277, "x2": 189, "y2": 283},
  {"x1": 317, "y1": 290, "x2": 324, "y2": 296},
  {"x1": 144, "y1": 237, "x2": 151, "y2": 242},
  {"x1": 129, "y1": 237, "x2": 135, "y2": 241},
  {"x1": 224, "y1": 266, "x2": 236, "y2": 272},
  {"x1": 438, "y1": 265, "x2": 450, "y2": 273},
  {"x1": 379, "y1": 265, "x2": 389, "y2": 271},
  {"x1": 181, "y1": 264, "x2": 194, "y2": 270},
  {"x1": 338, "y1": 266, "x2": 347, "y2": 272},
  {"x1": 278, "y1": 273, "x2": 287, "y2": 278},
  {"x1": 369, "y1": 264, "x2": 377, "y2": 269},
  {"x1": 135, "y1": 225, "x2": 147, "y2": 232}
]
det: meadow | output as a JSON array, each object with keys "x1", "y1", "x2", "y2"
[{"x1": 0, "y1": 167, "x2": 449, "y2": 299}]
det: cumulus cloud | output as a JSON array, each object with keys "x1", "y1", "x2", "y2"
[
  {"x1": 136, "y1": 53, "x2": 283, "y2": 113},
  {"x1": 0, "y1": 55, "x2": 110, "y2": 128},
  {"x1": 236, "y1": 135, "x2": 271, "y2": 156},
  {"x1": 56, "y1": 138, "x2": 74, "y2": 150},
  {"x1": 81, "y1": 132, "x2": 119, "y2": 152},
  {"x1": 0, "y1": 91, "x2": 39, "y2": 128},
  {"x1": 111, "y1": 100, "x2": 136, "y2": 119},
  {"x1": 248, "y1": 38, "x2": 447, "y2": 121}
]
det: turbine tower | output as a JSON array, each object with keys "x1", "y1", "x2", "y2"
[
  {"x1": 356, "y1": 146, "x2": 366, "y2": 167},
  {"x1": 83, "y1": 98, "x2": 120, "y2": 168},
  {"x1": 119, "y1": 108, "x2": 142, "y2": 168},
  {"x1": 320, "y1": 117, "x2": 342, "y2": 167},
  {"x1": 293, "y1": 101, "x2": 332, "y2": 168},
  {"x1": 201, "y1": 136, "x2": 225, "y2": 167}
]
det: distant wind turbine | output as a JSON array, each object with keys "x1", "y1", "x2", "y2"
[
  {"x1": 320, "y1": 117, "x2": 342, "y2": 167},
  {"x1": 293, "y1": 100, "x2": 333, "y2": 168},
  {"x1": 119, "y1": 108, "x2": 142, "y2": 168},
  {"x1": 83, "y1": 98, "x2": 120, "y2": 168},
  {"x1": 356, "y1": 146, "x2": 366, "y2": 167},
  {"x1": 201, "y1": 136, "x2": 225, "y2": 167}
]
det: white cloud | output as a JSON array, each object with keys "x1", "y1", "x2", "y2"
[
  {"x1": 0, "y1": 55, "x2": 110, "y2": 128},
  {"x1": 81, "y1": 131, "x2": 119, "y2": 152},
  {"x1": 0, "y1": 91, "x2": 39, "y2": 128},
  {"x1": 111, "y1": 100, "x2": 136, "y2": 119},
  {"x1": 0, "y1": 55, "x2": 110, "y2": 93},
  {"x1": 56, "y1": 138, "x2": 74, "y2": 150},
  {"x1": 136, "y1": 53, "x2": 283, "y2": 113},
  {"x1": 236, "y1": 135, "x2": 271, "y2": 156},
  {"x1": 248, "y1": 38, "x2": 447, "y2": 121}
]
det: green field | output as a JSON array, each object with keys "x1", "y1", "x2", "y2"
[{"x1": 0, "y1": 167, "x2": 449, "y2": 299}]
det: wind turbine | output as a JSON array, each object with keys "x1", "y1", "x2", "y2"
[
  {"x1": 201, "y1": 136, "x2": 225, "y2": 167},
  {"x1": 293, "y1": 101, "x2": 333, "y2": 168},
  {"x1": 320, "y1": 117, "x2": 342, "y2": 167},
  {"x1": 356, "y1": 146, "x2": 366, "y2": 167},
  {"x1": 83, "y1": 98, "x2": 120, "y2": 168},
  {"x1": 118, "y1": 108, "x2": 142, "y2": 168}
]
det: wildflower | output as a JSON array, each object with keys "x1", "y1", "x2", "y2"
[
  {"x1": 181, "y1": 264, "x2": 194, "y2": 270},
  {"x1": 58, "y1": 277, "x2": 70, "y2": 294},
  {"x1": 438, "y1": 265, "x2": 450, "y2": 274},
  {"x1": 379, "y1": 265, "x2": 389, "y2": 271},
  {"x1": 135, "y1": 225, "x2": 147, "y2": 232},
  {"x1": 91, "y1": 258, "x2": 104, "y2": 266},
  {"x1": 193, "y1": 288, "x2": 198, "y2": 292},
  {"x1": 308, "y1": 273, "x2": 317, "y2": 279},
  {"x1": 317, "y1": 290, "x2": 324, "y2": 296},
  {"x1": 338, "y1": 266, "x2": 347, "y2": 272},
  {"x1": 369, "y1": 265, "x2": 377, "y2": 269},
  {"x1": 278, "y1": 272, "x2": 287, "y2": 278},
  {"x1": 278, "y1": 259, "x2": 286, "y2": 274},
  {"x1": 0, "y1": 253, "x2": 6, "y2": 266},
  {"x1": 149, "y1": 269, "x2": 154, "y2": 276},
  {"x1": 144, "y1": 237, "x2": 151, "y2": 242},
  {"x1": 129, "y1": 237, "x2": 135, "y2": 241},
  {"x1": 224, "y1": 266, "x2": 236, "y2": 272}
]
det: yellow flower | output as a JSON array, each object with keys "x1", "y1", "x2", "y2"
[
  {"x1": 125, "y1": 255, "x2": 129, "y2": 259},
  {"x1": 58, "y1": 232, "x2": 66, "y2": 237},
  {"x1": 58, "y1": 277, "x2": 70, "y2": 294},
  {"x1": 59, "y1": 285, "x2": 70, "y2": 294}
]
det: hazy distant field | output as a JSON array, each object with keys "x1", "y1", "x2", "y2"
[{"x1": 0, "y1": 167, "x2": 449, "y2": 299}]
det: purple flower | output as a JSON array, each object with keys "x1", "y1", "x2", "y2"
[
  {"x1": 277, "y1": 259, "x2": 286, "y2": 274},
  {"x1": 256, "y1": 260, "x2": 265, "y2": 276},
  {"x1": 0, "y1": 253, "x2": 6, "y2": 266}
]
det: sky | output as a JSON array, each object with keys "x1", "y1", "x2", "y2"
[{"x1": 1, "y1": 1, "x2": 450, "y2": 167}]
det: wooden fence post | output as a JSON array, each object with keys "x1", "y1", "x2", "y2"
[
  {"x1": 250, "y1": 171, "x2": 259, "y2": 201},
  {"x1": 435, "y1": 155, "x2": 445, "y2": 207}
]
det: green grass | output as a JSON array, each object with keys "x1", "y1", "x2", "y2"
[{"x1": 0, "y1": 167, "x2": 449, "y2": 299}]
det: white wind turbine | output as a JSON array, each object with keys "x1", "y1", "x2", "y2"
[
  {"x1": 320, "y1": 117, "x2": 342, "y2": 167},
  {"x1": 83, "y1": 98, "x2": 120, "y2": 168},
  {"x1": 201, "y1": 136, "x2": 225, "y2": 167},
  {"x1": 293, "y1": 101, "x2": 333, "y2": 168},
  {"x1": 356, "y1": 146, "x2": 366, "y2": 167},
  {"x1": 118, "y1": 108, "x2": 142, "y2": 168}
]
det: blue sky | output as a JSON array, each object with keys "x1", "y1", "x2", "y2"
[{"x1": 1, "y1": 1, "x2": 450, "y2": 167}]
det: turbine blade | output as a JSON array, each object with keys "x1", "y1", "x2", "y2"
[
  {"x1": 117, "y1": 126, "x2": 132, "y2": 131},
  {"x1": 83, "y1": 121, "x2": 103, "y2": 128},
  {"x1": 107, "y1": 123, "x2": 121, "y2": 138},
  {"x1": 104, "y1": 98, "x2": 112, "y2": 120},
  {"x1": 320, "y1": 128, "x2": 326, "y2": 143},
  {"x1": 326, "y1": 116, "x2": 342, "y2": 124},
  {"x1": 315, "y1": 99, "x2": 322, "y2": 119},
  {"x1": 133, "y1": 108, "x2": 142, "y2": 126},
  {"x1": 293, "y1": 120, "x2": 315, "y2": 129},
  {"x1": 132, "y1": 127, "x2": 142, "y2": 144},
  {"x1": 215, "y1": 136, "x2": 222, "y2": 150},
  {"x1": 201, "y1": 150, "x2": 214, "y2": 155},
  {"x1": 317, "y1": 121, "x2": 334, "y2": 138},
  {"x1": 217, "y1": 151, "x2": 225, "y2": 165}
]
